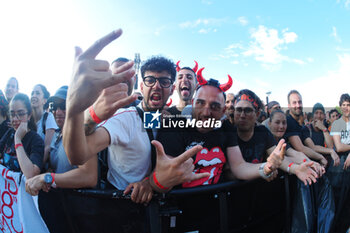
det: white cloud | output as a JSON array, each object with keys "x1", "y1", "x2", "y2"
[
  {"x1": 298, "y1": 53, "x2": 350, "y2": 107},
  {"x1": 198, "y1": 28, "x2": 209, "y2": 34},
  {"x1": 179, "y1": 18, "x2": 226, "y2": 31},
  {"x1": 307, "y1": 57, "x2": 314, "y2": 63},
  {"x1": 337, "y1": 0, "x2": 350, "y2": 8},
  {"x1": 231, "y1": 60, "x2": 239, "y2": 65},
  {"x1": 242, "y1": 25, "x2": 302, "y2": 65},
  {"x1": 331, "y1": 26, "x2": 342, "y2": 43},
  {"x1": 237, "y1": 16, "x2": 248, "y2": 26}
]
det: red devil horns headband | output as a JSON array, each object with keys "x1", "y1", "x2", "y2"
[
  {"x1": 176, "y1": 60, "x2": 199, "y2": 73},
  {"x1": 196, "y1": 67, "x2": 233, "y2": 92},
  {"x1": 166, "y1": 98, "x2": 173, "y2": 107}
]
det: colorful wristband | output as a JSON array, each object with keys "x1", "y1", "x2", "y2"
[
  {"x1": 89, "y1": 106, "x2": 102, "y2": 124},
  {"x1": 287, "y1": 162, "x2": 294, "y2": 174},
  {"x1": 15, "y1": 143, "x2": 23, "y2": 150},
  {"x1": 152, "y1": 172, "x2": 169, "y2": 190},
  {"x1": 51, "y1": 173, "x2": 55, "y2": 184}
]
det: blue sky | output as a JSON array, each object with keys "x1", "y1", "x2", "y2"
[{"x1": 1, "y1": 0, "x2": 349, "y2": 109}]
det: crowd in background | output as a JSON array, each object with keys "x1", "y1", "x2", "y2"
[{"x1": 0, "y1": 30, "x2": 349, "y2": 233}]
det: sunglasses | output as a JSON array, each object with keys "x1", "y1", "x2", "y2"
[{"x1": 49, "y1": 102, "x2": 66, "y2": 111}]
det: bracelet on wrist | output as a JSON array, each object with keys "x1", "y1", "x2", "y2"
[
  {"x1": 15, "y1": 143, "x2": 23, "y2": 150},
  {"x1": 258, "y1": 162, "x2": 273, "y2": 179},
  {"x1": 89, "y1": 106, "x2": 102, "y2": 124},
  {"x1": 287, "y1": 162, "x2": 294, "y2": 175},
  {"x1": 152, "y1": 172, "x2": 169, "y2": 190}
]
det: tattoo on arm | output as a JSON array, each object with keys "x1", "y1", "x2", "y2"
[{"x1": 84, "y1": 111, "x2": 97, "y2": 136}]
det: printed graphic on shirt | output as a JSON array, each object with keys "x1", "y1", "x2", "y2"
[{"x1": 183, "y1": 146, "x2": 226, "y2": 188}]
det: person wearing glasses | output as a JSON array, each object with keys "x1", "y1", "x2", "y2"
[
  {"x1": 0, "y1": 93, "x2": 43, "y2": 179},
  {"x1": 25, "y1": 85, "x2": 98, "y2": 233},
  {"x1": 63, "y1": 31, "x2": 209, "y2": 205},
  {"x1": 31, "y1": 84, "x2": 58, "y2": 165},
  {"x1": 231, "y1": 89, "x2": 318, "y2": 184},
  {"x1": 157, "y1": 78, "x2": 286, "y2": 232}
]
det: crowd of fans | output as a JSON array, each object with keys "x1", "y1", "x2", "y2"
[{"x1": 0, "y1": 29, "x2": 349, "y2": 233}]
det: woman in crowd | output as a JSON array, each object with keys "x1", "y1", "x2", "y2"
[
  {"x1": 31, "y1": 84, "x2": 57, "y2": 164},
  {"x1": 0, "y1": 93, "x2": 43, "y2": 178},
  {"x1": 268, "y1": 110, "x2": 325, "y2": 176}
]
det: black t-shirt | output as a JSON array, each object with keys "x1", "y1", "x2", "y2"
[
  {"x1": 285, "y1": 115, "x2": 309, "y2": 143},
  {"x1": 166, "y1": 106, "x2": 182, "y2": 116},
  {"x1": 238, "y1": 125, "x2": 276, "y2": 163},
  {"x1": 157, "y1": 120, "x2": 238, "y2": 187},
  {"x1": 305, "y1": 124, "x2": 325, "y2": 146},
  {"x1": 0, "y1": 129, "x2": 44, "y2": 172}
]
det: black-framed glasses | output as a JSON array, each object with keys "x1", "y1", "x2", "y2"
[
  {"x1": 143, "y1": 76, "x2": 173, "y2": 88},
  {"x1": 49, "y1": 102, "x2": 66, "y2": 111},
  {"x1": 235, "y1": 107, "x2": 255, "y2": 115},
  {"x1": 10, "y1": 111, "x2": 28, "y2": 119}
]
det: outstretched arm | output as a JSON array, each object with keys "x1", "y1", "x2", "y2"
[
  {"x1": 227, "y1": 139, "x2": 286, "y2": 181},
  {"x1": 288, "y1": 135, "x2": 327, "y2": 166},
  {"x1": 25, "y1": 155, "x2": 98, "y2": 196},
  {"x1": 63, "y1": 29, "x2": 136, "y2": 165},
  {"x1": 304, "y1": 137, "x2": 339, "y2": 166}
]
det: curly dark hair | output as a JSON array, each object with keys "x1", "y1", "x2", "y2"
[{"x1": 141, "y1": 56, "x2": 176, "y2": 82}]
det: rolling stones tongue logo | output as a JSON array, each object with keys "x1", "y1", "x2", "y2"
[{"x1": 183, "y1": 146, "x2": 226, "y2": 188}]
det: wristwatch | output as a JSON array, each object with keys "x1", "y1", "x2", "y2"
[
  {"x1": 44, "y1": 173, "x2": 53, "y2": 184},
  {"x1": 259, "y1": 163, "x2": 273, "y2": 179}
]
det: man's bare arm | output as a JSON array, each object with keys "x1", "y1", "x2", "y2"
[
  {"x1": 63, "y1": 29, "x2": 136, "y2": 165},
  {"x1": 288, "y1": 135, "x2": 327, "y2": 166}
]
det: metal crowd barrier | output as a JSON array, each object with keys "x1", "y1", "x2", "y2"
[{"x1": 60, "y1": 174, "x2": 291, "y2": 233}]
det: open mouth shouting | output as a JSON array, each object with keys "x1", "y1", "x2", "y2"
[
  {"x1": 180, "y1": 86, "x2": 191, "y2": 98},
  {"x1": 150, "y1": 92, "x2": 163, "y2": 106}
]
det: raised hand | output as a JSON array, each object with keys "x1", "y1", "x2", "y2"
[
  {"x1": 265, "y1": 139, "x2": 286, "y2": 174},
  {"x1": 15, "y1": 122, "x2": 28, "y2": 141},
  {"x1": 314, "y1": 120, "x2": 326, "y2": 131},
  {"x1": 150, "y1": 140, "x2": 209, "y2": 192},
  {"x1": 67, "y1": 29, "x2": 136, "y2": 116}
]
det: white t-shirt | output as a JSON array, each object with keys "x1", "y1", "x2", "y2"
[
  {"x1": 36, "y1": 112, "x2": 58, "y2": 140},
  {"x1": 330, "y1": 117, "x2": 350, "y2": 145},
  {"x1": 101, "y1": 106, "x2": 152, "y2": 190}
]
